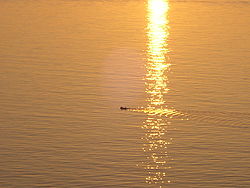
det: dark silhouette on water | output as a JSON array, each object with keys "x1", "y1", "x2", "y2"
[
  {"x1": 120, "y1": 106, "x2": 135, "y2": 110},
  {"x1": 120, "y1": 107, "x2": 129, "y2": 110}
]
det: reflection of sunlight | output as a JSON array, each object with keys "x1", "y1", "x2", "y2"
[
  {"x1": 147, "y1": 0, "x2": 170, "y2": 110},
  {"x1": 142, "y1": 0, "x2": 173, "y2": 186},
  {"x1": 131, "y1": 107, "x2": 182, "y2": 118}
]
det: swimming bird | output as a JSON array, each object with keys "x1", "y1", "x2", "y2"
[{"x1": 120, "y1": 107, "x2": 129, "y2": 110}]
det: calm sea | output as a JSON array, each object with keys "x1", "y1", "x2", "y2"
[{"x1": 0, "y1": 0, "x2": 249, "y2": 187}]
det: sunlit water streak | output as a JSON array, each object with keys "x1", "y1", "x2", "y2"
[{"x1": 138, "y1": 0, "x2": 175, "y2": 186}]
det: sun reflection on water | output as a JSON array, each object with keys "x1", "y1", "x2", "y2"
[
  {"x1": 147, "y1": 0, "x2": 170, "y2": 110},
  {"x1": 126, "y1": 0, "x2": 185, "y2": 185},
  {"x1": 143, "y1": 0, "x2": 173, "y2": 185}
]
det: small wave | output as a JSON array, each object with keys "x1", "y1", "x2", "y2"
[
  {"x1": 126, "y1": 107, "x2": 250, "y2": 129},
  {"x1": 182, "y1": 110, "x2": 250, "y2": 129}
]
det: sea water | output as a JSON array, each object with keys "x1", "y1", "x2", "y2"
[{"x1": 0, "y1": 0, "x2": 249, "y2": 187}]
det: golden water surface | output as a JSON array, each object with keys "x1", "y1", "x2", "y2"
[{"x1": 0, "y1": 0, "x2": 250, "y2": 187}]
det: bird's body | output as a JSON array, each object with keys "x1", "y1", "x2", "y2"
[{"x1": 120, "y1": 107, "x2": 129, "y2": 110}]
